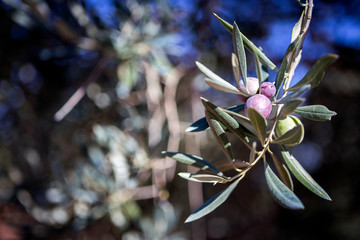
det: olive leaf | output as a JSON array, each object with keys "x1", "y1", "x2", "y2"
[
  {"x1": 162, "y1": 151, "x2": 224, "y2": 177},
  {"x1": 280, "y1": 146, "x2": 331, "y2": 200},
  {"x1": 274, "y1": 34, "x2": 303, "y2": 96},
  {"x1": 201, "y1": 98, "x2": 256, "y2": 142},
  {"x1": 275, "y1": 84, "x2": 310, "y2": 104},
  {"x1": 213, "y1": 13, "x2": 277, "y2": 71},
  {"x1": 291, "y1": 10, "x2": 304, "y2": 43},
  {"x1": 252, "y1": 45, "x2": 263, "y2": 91},
  {"x1": 271, "y1": 124, "x2": 304, "y2": 146},
  {"x1": 288, "y1": 54, "x2": 339, "y2": 91},
  {"x1": 185, "y1": 177, "x2": 242, "y2": 223},
  {"x1": 233, "y1": 22, "x2": 247, "y2": 86},
  {"x1": 264, "y1": 160, "x2": 304, "y2": 210},
  {"x1": 294, "y1": 105, "x2": 337, "y2": 121},
  {"x1": 231, "y1": 53, "x2": 241, "y2": 89},
  {"x1": 270, "y1": 152, "x2": 294, "y2": 191},
  {"x1": 178, "y1": 172, "x2": 229, "y2": 184},
  {"x1": 185, "y1": 104, "x2": 244, "y2": 132},
  {"x1": 247, "y1": 108, "x2": 267, "y2": 146},
  {"x1": 249, "y1": 141, "x2": 257, "y2": 164},
  {"x1": 195, "y1": 61, "x2": 241, "y2": 94},
  {"x1": 205, "y1": 111, "x2": 235, "y2": 163},
  {"x1": 278, "y1": 98, "x2": 305, "y2": 119}
]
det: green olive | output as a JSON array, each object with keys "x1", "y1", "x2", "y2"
[{"x1": 275, "y1": 115, "x2": 304, "y2": 146}]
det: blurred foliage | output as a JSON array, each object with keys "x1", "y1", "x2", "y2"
[{"x1": 0, "y1": 0, "x2": 359, "y2": 239}]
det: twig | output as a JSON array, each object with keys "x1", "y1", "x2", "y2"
[{"x1": 54, "y1": 57, "x2": 109, "y2": 122}]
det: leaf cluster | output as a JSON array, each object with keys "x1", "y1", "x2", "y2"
[{"x1": 163, "y1": 0, "x2": 337, "y2": 223}]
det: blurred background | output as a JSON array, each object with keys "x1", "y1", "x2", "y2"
[{"x1": 0, "y1": 0, "x2": 359, "y2": 239}]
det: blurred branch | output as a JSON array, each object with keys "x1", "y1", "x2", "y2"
[{"x1": 54, "y1": 57, "x2": 109, "y2": 121}]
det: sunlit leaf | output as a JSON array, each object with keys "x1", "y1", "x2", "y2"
[
  {"x1": 233, "y1": 22, "x2": 247, "y2": 86},
  {"x1": 270, "y1": 152, "x2": 294, "y2": 190},
  {"x1": 278, "y1": 98, "x2": 305, "y2": 119},
  {"x1": 205, "y1": 111, "x2": 235, "y2": 163},
  {"x1": 291, "y1": 10, "x2": 304, "y2": 43},
  {"x1": 185, "y1": 177, "x2": 242, "y2": 223},
  {"x1": 178, "y1": 172, "x2": 229, "y2": 184},
  {"x1": 195, "y1": 61, "x2": 240, "y2": 94},
  {"x1": 288, "y1": 54, "x2": 339, "y2": 91},
  {"x1": 264, "y1": 160, "x2": 304, "y2": 210},
  {"x1": 213, "y1": 13, "x2": 278, "y2": 71},
  {"x1": 185, "y1": 104, "x2": 244, "y2": 132},
  {"x1": 271, "y1": 124, "x2": 304, "y2": 146},
  {"x1": 162, "y1": 151, "x2": 224, "y2": 176},
  {"x1": 232, "y1": 53, "x2": 241, "y2": 89},
  {"x1": 294, "y1": 105, "x2": 337, "y2": 121},
  {"x1": 275, "y1": 35, "x2": 303, "y2": 96},
  {"x1": 247, "y1": 108, "x2": 267, "y2": 146},
  {"x1": 280, "y1": 146, "x2": 331, "y2": 200}
]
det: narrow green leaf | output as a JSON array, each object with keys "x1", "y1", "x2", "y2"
[
  {"x1": 271, "y1": 124, "x2": 304, "y2": 146},
  {"x1": 213, "y1": 13, "x2": 278, "y2": 71},
  {"x1": 162, "y1": 151, "x2": 224, "y2": 177},
  {"x1": 271, "y1": 152, "x2": 294, "y2": 191},
  {"x1": 195, "y1": 61, "x2": 241, "y2": 94},
  {"x1": 288, "y1": 54, "x2": 339, "y2": 91},
  {"x1": 232, "y1": 53, "x2": 241, "y2": 89},
  {"x1": 186, "y1": 105, "x2": 244, "y2": 132},
  {"x1": 291, "y1": 10, "x2": 304, "y2": 43},
  {"x1": 201, "y1": 98, "x2": 256, "y2": 141},
  {"x1": 247, "y1": 108, "x2": 267, "y2": 146},
  {"x1": 185, "y1": 176, "x2": 242, "y2": 222},
  {"x1": 278, "y1": 98, "x2": 305, "y2": 119},
  {"x1": 252, "y1": 46, "x2": 263, "y2": 91},
  {"x1": 178, "y1": 172, "x2": 229, "y2": 184},
  {"x1": 275, "y1": 84, "x2": 310, "y2": 104},
  {"x1": 264, "y1": 160, "x2": 304, "y2": 210},
  {"x1": 275, "y1": 35, "x2": 303, "y2": 96},
  {"x1": 280, "y1": 146, "x2": 331, "y2": 200},
  {"x1": 205, "y1": 111, "x2": 235, "y2": 163},
  {"x1": 294, "y1": 105, "x2": 337, "y2": 121},
  {"x1": 233, "y1": 22, "x2": 247, "y2": 86}
]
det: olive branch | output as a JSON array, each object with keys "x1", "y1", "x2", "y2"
[{"x1": 163, "y1": 0, "x2": 338, "y2": 223}]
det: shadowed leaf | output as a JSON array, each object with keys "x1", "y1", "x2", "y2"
[
  {"x1": 247, "y1": 108, "x2": 267, "y2": 146},
  {"x1": 213, "y1": 13, "x2": 277, "y2": 71},
  {"x1": 278, "y1": 98, "x2": 305, "y2": 119},
  {"x1": 264, "y1": 160, "x2": 304, "y2": 210},
  {"x1": 288, "y1": 54, "x2": 339, "y2": 91},
  {"x1": 205, "y1": 111, "x2": 235, "y2": 163},
  {"x1": 275, "y1": 84, "x2": 310, "y2": 104},
  {"x1": 162, "y1": 151, "x2": 224, "y2": 176},
  {"x1": 186, "y1": 105, "x2": 244, "y2": 132},
  {"x1": 271, "y1": 124, "x2": 304, "y2": 146},
  {"x1": 271, "y1": 152, "x2": 294, "y2": 190},
  {"x1": 280, "y1": 146, "x2": 331, "y2": 200},
  {"x1": 185, "y1": 177, "x2": 242, "y2": 223},
  {"x1": 201, "y1": 98, "x2": 256, "y2": 142}
]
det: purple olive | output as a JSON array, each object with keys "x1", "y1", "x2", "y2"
[
  {"x1": 238, "y1": 77, "x2": 260, "y2": 102},
  {"x1": 260, "y1": 82, "x2": 276, "y2": 98},
  {"x1": 239, "y1": 77, "x2": 259, "y2": 96},
  {"x1": 244, "y1": 94, "x2": 272, "y2": 119}
]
